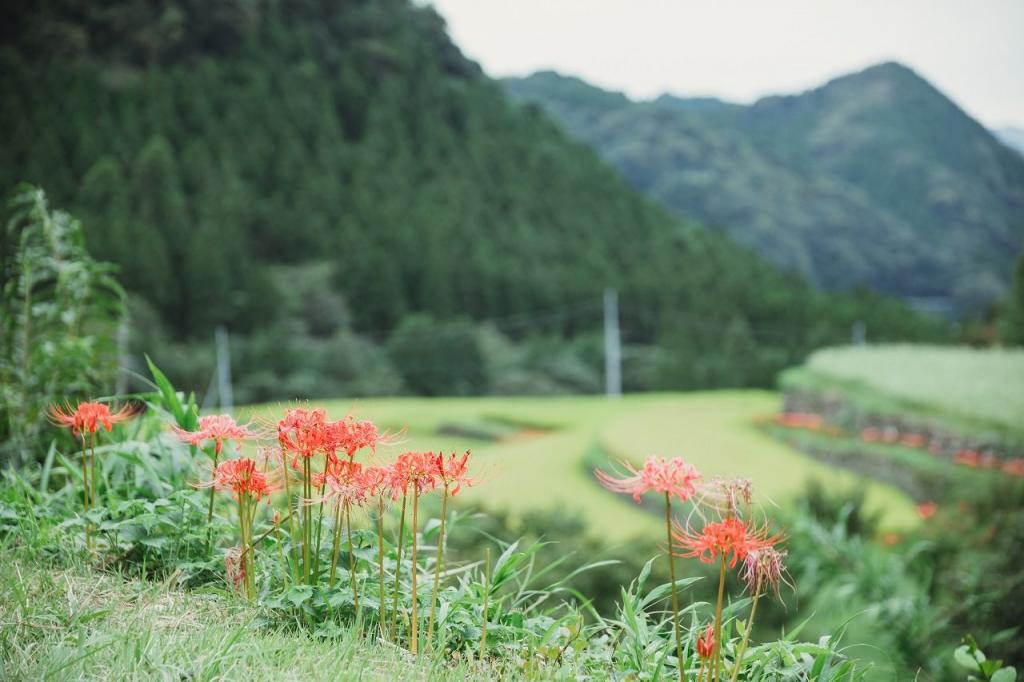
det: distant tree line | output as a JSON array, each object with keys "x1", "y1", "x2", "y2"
[{"x1": 0, "y1": 0, "x2": 949, "y2": 399}]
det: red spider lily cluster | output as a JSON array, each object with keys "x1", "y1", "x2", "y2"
[
  {"x1": 50, "y1": 397, "x2": 480, "y2": 646},
  {"x1": 176, "y1": 403, "x2": 477, "y2": 655},
  {"x1": 596, "y1": 455, "x2": 787, "y2": 682},
  {"x1": 775, "y1": 411, "x2": 1024, "y2": 478}
]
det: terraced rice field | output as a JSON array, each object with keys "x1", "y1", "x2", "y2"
[{"x1": 244, "y1": 391, "x2": 918, "y2": 540}]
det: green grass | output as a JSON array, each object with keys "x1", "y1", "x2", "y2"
[
  {"x1": 782, "y1": 344, "x2": 1024, "y2": 443},
  {"x1": 0, "y1": 547, "x2": 498, "y2": 681},
  {"x1": 242, "y1": 391, "x2": 919, "y2": 539}
]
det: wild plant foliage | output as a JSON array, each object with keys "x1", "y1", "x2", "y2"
[{"x1": 0, "y1": 185, "x2": 124, "y2": 463}]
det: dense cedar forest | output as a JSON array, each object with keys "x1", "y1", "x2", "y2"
[
  {"x1": 0, "y1": 0, "x2": 947, "y2": 400},
  {"x1": 506, "y1": 67, "x2": 1024, "y2": 317}
]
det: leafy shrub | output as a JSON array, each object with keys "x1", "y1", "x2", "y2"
[{"x1": 388, "y1": 314, "x2": 489, "y2": 395}]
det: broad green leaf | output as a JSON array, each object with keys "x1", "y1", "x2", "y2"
[
  {"x1": 992, "y1": 668, "x2": 1017, "y2": 682},
  {"x1": 955, "y1": 645, "x2": 981, "y2": 672}
]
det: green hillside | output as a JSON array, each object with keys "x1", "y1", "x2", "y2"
[
  {"x1": 505, "y1": 65, "x2": 1024, "y2": 316},
  {"x1": 0, "y1": 2, "x2": 944, "y2": 402}
]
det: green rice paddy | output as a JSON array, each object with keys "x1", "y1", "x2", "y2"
[{"x1": 243, "y1": 391, "x2": 919, "y2": 540}]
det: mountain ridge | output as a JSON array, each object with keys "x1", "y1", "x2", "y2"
[{"x1": 504, "y1": 62, "x2": 1024, "y2": 316}]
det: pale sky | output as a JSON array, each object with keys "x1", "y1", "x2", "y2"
[{"x1": 428, "y1": 0, "x2": 1024, "y2": 129}]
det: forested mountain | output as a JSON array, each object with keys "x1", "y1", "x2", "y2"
[
  {"x1": 0, "y1": 1, "x2": 945, "y2": 399},
  {"x1": 505, "y1": 66, "x2": 1024, "y2": 317}
]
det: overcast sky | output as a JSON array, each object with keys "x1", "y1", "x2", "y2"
[{"x1": 428, "y1": 0, "x2": 1024, "y2": 129}]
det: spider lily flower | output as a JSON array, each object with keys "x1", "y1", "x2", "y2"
[
  {"x1": 49, "y1": 400, "x2": 141, "y2": 550},
  {"x1": 325, "y1": 415, "x2": 387, "y2": 460},
  {"x1": 48, "y1": 400, "x2": 140, "y2": 435},
  {"x1": 673, "y1": 516, "x2": 779, "y2": 569},
  {"x1": 707, "y1": 477, "x2": 754, "y2": 516},
  {"x1": 696, "y1": 623, "x2": 715, "y2": 659},
  {"x1": 434, "y1": 451, "x2": 475, "y2": 495},
  {"x1": 196, "y1": 457, "x2": 279, "y2": 503},
  {"x1": 740, "y1": 546, "x2": 789, "y2": 598},
  {"x1": 313, "y1": 460, "x2": 371, "y2": 509},
  {"x1": 390, "y1": 451, "x2": 440, "y2": 498},
  {"x1": 595, "y1": 455, "x2": 701, "y2": 503},
  {"x1": 277, "y1": 407, "x2": 329, "y2": 461},
  {"x1": 360, "y1": 466, "x2": 391, "y2": 499},
  {"x1": 172, "y1": 414, "x2": 258, "y2": 455}
]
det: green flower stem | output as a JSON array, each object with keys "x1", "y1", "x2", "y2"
[
  {"x1": 729, "y1": 579, "x2": 762, "y2": 682},
  {"x1": 426, "y1": 485, "x2": 450, "y2": 647},
  {"x1": 410, "y1": 486, "x2": 420, "y2": 654},
  {"x1": 665, "y1": 493, "x2": 683, "y2": 682},
  {"x1": 80, "y1": 435, "x2": 90, "y2": 550},
  {"x1": 345, "y1": 500, "x2": 360, "y2": 614},
  {"x1": 480, "y1": 546, "x2": 491, "y2": 663},
  {"x1": 329, "y1": 503, "x2": 344, "y2": 588},
  {"x1": 302, "y1": 458, "x2": 311, "y2": 582},
  {"x1": 377, "y1": 496, "x2": 386, "y2": 639},
  {"x1": 390, "y1": 490, "x2": 408, "y2": 642},
  {"x1": 205, "y1": 448, "x2": 219, "y2": 550},
  {"x1": 712, "y1": 556, "x2": 727, "y2": 682},
  {"x1": 280, "y1": 460, "x2": 301, "y2": 581}
]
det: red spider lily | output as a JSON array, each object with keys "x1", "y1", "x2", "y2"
[
  {"x1": 740, "y1": 546, "x2": 789, "y2": 597},
  {"x1": 325, "y1": 416, "x2": 384, "y2": 459},
  {"x1": 315, "y1": 459, "x2": 372, "y2": 505},
  {"x1": 954, "y1": 449, "x2": 981, "y2": 467},
  {"x1": 899, "y1": 433, "x2": 926, "y2": 448},
  {"x1": 708, "y1": 477, "x2": 754, "y2": 515},
  {"x1": 595, "y1": 455, "x2": 701, "y2": 503},
  {"x1": 916, "y1": 501, "x2": 938, "y2": 519},
  {"x1": 322, "y1": 472, "x2": 369, "y2": 509},
  {"x1": 197, "y1": 457, "x2": 279, "y2": 503},
  {"x1": 673, "y1": 516, "x2": 779, "y2": 569},
  {"x1": 172, "y1": 414, "x2": 257, "y2": 455},
  {"x1": 1003, "y1": 459, "x2": 1024, "y2": 477},
  {"x1": 277, "y1": 407, "x2": 329, "y2": 460},
  {"x1": 882, "y1": 532, "x2": 903, "y2": 546},
  {"x1": 311, "y1": 456, "x2": 361, "y2": 489},
  {"x1": 48, "y1": 401, "x2": 140, "y2": 435},
  {"x1": 696, "y1": 623, "x2": 715, "y2": 659},
  {"x1": 434, "y1": 451, "x2": 475, "y2": 495},
  {"x1": 360, "y1": 466, "x2": 390, "y2": 498},
  {"x1": 390, "y1": 451, "x2": 439, "y2": 498},
  {"x1": 861, "y1": 427, "x2": 881, "y2": 442},
  {"x1": 775, "y1": 412, "x2": 824, "y2": 430}
]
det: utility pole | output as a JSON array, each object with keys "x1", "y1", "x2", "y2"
[
  {"x1": 604, "y1": 289, "x2": 622, "y2": 398},
  {"x1": 115, "y1": 318, "x2": 129, "y2": 396},
  {"x1": 215, "y1": 326, "x2": 233, "y2": 411},
  {"x1": 852, "y1": 320, "x2": 866, "y2": 346}
]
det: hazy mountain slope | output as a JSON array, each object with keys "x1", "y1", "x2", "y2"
[
  {"x1": 505, "y1": 65, "x2": 1024, "y2": 316},
  {"x1": 997, "y1": 127, "x2": 1024, "y2": 156}
]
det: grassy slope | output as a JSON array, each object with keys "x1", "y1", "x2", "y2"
[
  {"x1": 243, "y1": 391, "x2": 918, "y2": 540},
  {"x1": 0, "y1": 549, "x2": 495, "y2": 681},
  {"x1": 783, "y1": 345, "x2": 1024, "y2": 443}
]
